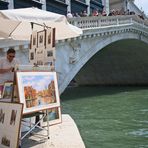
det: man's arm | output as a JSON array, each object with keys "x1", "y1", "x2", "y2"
[{"x1": 0, "y1": 67, "x2": 13, "y2": 73}]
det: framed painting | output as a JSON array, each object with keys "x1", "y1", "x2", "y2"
[
  {"x1": 30, "y1": 51, "x2": 35, "y2": 60},
  {"x1": 29, "y1": 49, "x2": 36, "y2": 64},
  {"x1": 36, "y1": 60, "x2": 44, "y2": 65},
  {"x1": 45, "y1": 28, "x2": 56, "y2": 49},
  {"x1": 0, "y1": 102, "x2": 23, "y2": 148},
  {"x1": 43, "y1": 106, "x2": 62, "y2": 126},
  {"x1": 15, "y1": 65, "x2": 51, "y2": 71},
  {"x1": 45, "y1": 28, "x2": 52, "y2": 49},
  {"x1": 45, "y1": 49, "x2": 55, "y2": 60},
  {"x1": 12, "y1": 85, "x2": 19, "y2": 103},
  {"x1": 16, "y1": 71, "x2": 60, "y2": 114},
  {"x1": 37, "y1": 30, "x2": 45, "y2": 48},
  {"x1": 1, "y1": 82, "x2": 13, "y2": 100},
  {"x1": 0, "y1": 85, "x2": 3, "y2": 99},
  {"x1": 30, "y1": 31, "x2": 37, "y2": 49},
  {"x1": 52, "y1": 28, "x2": 56, "y2": 48}
]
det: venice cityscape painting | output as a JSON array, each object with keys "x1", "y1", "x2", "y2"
[{"x1": 16, "y1": 72, "x2": 60, "y2": 114}]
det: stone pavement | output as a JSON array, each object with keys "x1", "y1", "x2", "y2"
[{"x1": 22, "y1": 114, "x2": 85, "y2": 148}]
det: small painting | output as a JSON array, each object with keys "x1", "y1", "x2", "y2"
[
  {"x1": 52, "y1": 28, "x2": 56, "y2": 48},
  {"x1": 45, "y1": 28, "x2": 56, "y2": 49},
  {"x1": 45, "y1": 28, "x2": 52, "y2": 48},
  {"x1": 1, "y1": 82, "x2": 13, "y2": 100},
  {"x1": 29, "y1": 48, "x2": 36, "y2": 65},
  {"x1": 0, "y1": 85, "x2": 3, "y2": 99},
  {"x1": 43, "y1": 106, "x2": 62, "y2": 126},
  {"x1": 45, "y1": 50, "x2": 55, "y2": 62},
  {"x1": 30, "y1": 31, "x2": 37, "y2": 49},
  {"x1": 37, "y1": 30, "x2": 45, "y2": 48},
  {"x1": 30, "y1": 52, "x2": 34, "y2": 60}
]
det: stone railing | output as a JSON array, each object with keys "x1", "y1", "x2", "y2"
[{"x1": 68, "y1": 15, "x2": 148, "y2": 29}]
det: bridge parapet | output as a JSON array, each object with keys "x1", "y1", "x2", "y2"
[{"x1": 68, "y1": 15, "x2": 148, "y2": 29}]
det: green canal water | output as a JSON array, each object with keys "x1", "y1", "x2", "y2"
[{"x1": 61, "y1": 86, "x2": 148, "y2": 148}]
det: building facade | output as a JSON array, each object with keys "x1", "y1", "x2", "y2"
[
  {"x1": 109, "y1": 0, "x2": 145, "y2": 17},
  {"x1": 0, "y1": 0, "x2": 104, "y2": 15},
  {"x1": 0, "y1": 0, "x2": 144, "y2": 19}
]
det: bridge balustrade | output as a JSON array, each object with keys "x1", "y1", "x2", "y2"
[{"x1": 68, "y1": 15, "x2": 148, "y2": 29}]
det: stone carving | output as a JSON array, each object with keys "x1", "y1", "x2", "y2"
[{"x1": 69, "y1": 42, "x2": 81, "y2": 64}]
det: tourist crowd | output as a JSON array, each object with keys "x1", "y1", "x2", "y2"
[{"x1": 67, "y1": 9, "x2": 145, "y2": 20}]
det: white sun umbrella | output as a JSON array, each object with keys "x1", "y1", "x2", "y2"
[
  {"x1": 0, "y1": 18, "x2": 21, "y2": 39},
  {"x1": 0, "y1": 7, "x2": 82, "y2": 41}
]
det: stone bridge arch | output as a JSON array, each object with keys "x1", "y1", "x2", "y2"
[
  {"x1": 57, "y1": 26, "x2": 148, "y2": 94},
  {"x1": 74, "y1": 39, "x2": 148, "y2": 86}
]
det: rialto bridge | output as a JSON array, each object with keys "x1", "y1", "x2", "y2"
[
  {"x1": 57, "y1": 15, "x2": 148, "y2": 93},
  {"x1": 0, "y1": 15, "x2": 148, "y2": 94}
]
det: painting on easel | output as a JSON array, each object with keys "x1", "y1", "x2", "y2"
[{"x1": 16, "y1": 71, "x2": 60, "y2": 114}]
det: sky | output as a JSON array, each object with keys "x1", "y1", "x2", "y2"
[
  {"x1": 22, "y1": 75, "x2": 54, "y2": 91},
  {"x1": 134, "y1": 0, "x2": 148, "y2": 15}
]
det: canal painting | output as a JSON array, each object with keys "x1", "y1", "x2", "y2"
[
  {"x1": 43, "y1": 107, "x2": 62, "y2": 126},
  {"x1": 16, "y1": 72, "x2": 60, "y2": 114}
]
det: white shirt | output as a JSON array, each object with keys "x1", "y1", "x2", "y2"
[{"x1": 0, "y1": 57, "x2": 19, "y2": 84}]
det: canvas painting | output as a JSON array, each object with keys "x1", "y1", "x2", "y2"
[
  {"x1": 37, "y1": 30, "x2": 45, "y2": 48},
  {"x1": 45, "y1": 49, "x2": 55, "y2": 60},
  {"x1": 30, "y1": 31, "x2": 37, "y2": 49},
  {"x1": 52, "y1": 28, "x2": 56, "y2": 48},
  {"x1": 36, "y1": 60, "x2": 44, "y2": 65},
  {"x1": 43, "y1": 106, "x2": 62, "y2": 126},
  {"x1": 16, "y1": 71, "x2": 60, "y2": 114},
  {"x1": 45, "y1": 28, "x2": 52, "y2": 49},
  {"x1": 0, "y1": 102, "x2": 23, "y2": 148},
  {"x1": 36, "y1": 48, "x2": 44, "y2": 57},
  {"x1": 45, "y1": 28, "x2": 56, "y2": 49},
  {"x1": 29, "y1": 48, "x2": 36, "y2": 64},
  {"x1": 0, "y1": 85, "x2": 3, "y2": 99},
  {"x1": 35, "y1": 47, "x2": 45, "y2": 65},
  {"x1": 1, "y1": 82, "x2": 13, "y2": 100}
]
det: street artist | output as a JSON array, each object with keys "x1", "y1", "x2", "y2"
[{"x1": 0, "y1": 48, "x2": 19, "y2": 96}]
